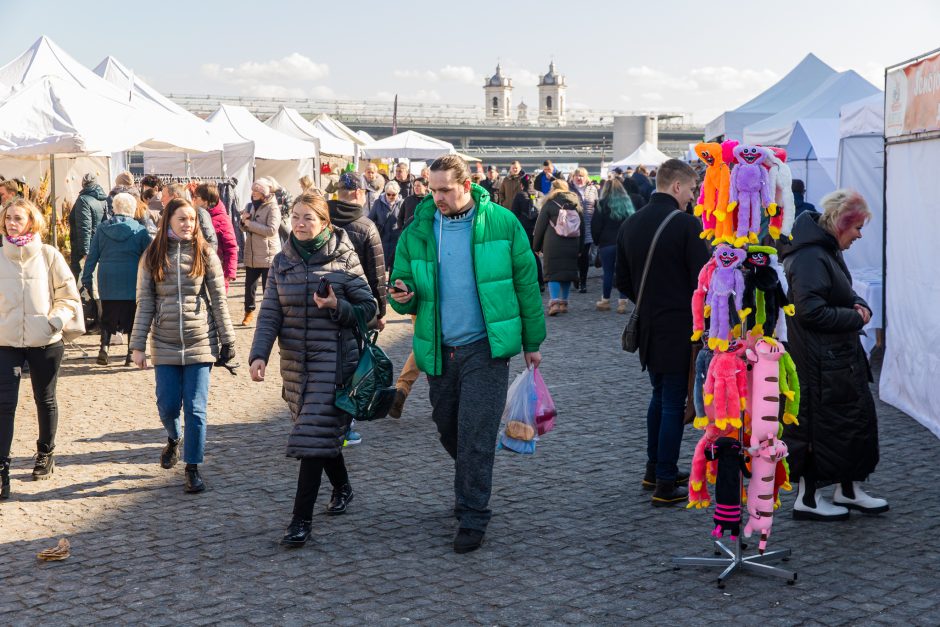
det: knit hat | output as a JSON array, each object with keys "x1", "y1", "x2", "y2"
[
  {"x1": 337, "y1": 172, "x2": 365, "y2": 191},
  {"x1": 82, "y1": 173, "x2": 97, "y2": 187},
  {"x1": 115, "y1": 171, "x2": 134, "y2": 187}
]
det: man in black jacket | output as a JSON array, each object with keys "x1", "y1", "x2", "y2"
[
  {"x1": 616, "y1": 159, "x2": 711, "y2": 507},
  {"x1": 398, "y1": 176, "x2": 428, "y2": 230},
  {"x1": 327, "y1": 172, "x2": 387, "y2": 329}
]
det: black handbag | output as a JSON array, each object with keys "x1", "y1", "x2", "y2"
[{"x1": 621, "y1": 211, "x2": 680, "y2": 353}]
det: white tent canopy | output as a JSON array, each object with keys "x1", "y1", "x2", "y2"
[
  {"x1": 265, "y1": 107, "x2": 356, "y2": 157},
  {"x1": 705, "y1": 54, "x2": 838, "y2": 142},
  {"x1": 784, "y1": 119, "x2": 839, "y2": 208},
  {"x1": 743, "y1": 71, "x2": 880, "y2": 146},
  {"x1": 608, "y1": 140, "x2": 671, "y2": 169},
  {"x1": 206, "y1": 105, "x2": 315, "y2": 160},
  {"x1": 838, "y1": 92, "x2": 885, "y2": 275},
  {"x1": 356, "y1": 130, "x2": 375, "y2": 144},
  {"x1": 360, "y1": 130, "x2": 455, "y2": 160},
  {"x1": 309, "y1": 114, "x2": 367, "y2": 147},
  {"x1": 0, "y1": 76, "x2": 149, "y2": 157},
  {"x1": 840, "y1": 92, "x2": 884, "y2": 138}
]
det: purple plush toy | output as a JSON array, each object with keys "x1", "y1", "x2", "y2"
[
  {"x1": 705, "y1": 245, "x2": 750, "y2": 352},
  {"x1": 728, "y1": 145, "x2": 773, "y2": 247}
]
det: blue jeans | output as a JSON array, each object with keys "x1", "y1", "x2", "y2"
[
  {"x1": 646, "y1": 371, "x2": 688, "y2": 481},
  {"x1": 155, "y1": 363, "x2": 212, "y2": 464},
  {"x1": 599, "y1": 245, "x2": 627, "y2": 300},
  {"x1": 548, "y1": 281, "x2": 571, "y2": 301}
]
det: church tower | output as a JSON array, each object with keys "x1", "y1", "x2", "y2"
[
  {"x1": 537, "y1": 62, "x2": 566, "y2": 126},
  {"x1": 483, "y1": 64, "x2": 512, "y2": 124}
]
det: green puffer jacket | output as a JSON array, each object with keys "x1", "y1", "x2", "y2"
[{"x1": 390, "y1": 184, "x2": 545, "y2": 375}]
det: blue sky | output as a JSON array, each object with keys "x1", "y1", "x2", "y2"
[{"x1": 5, "y1": 0, "x2": 940, "y2": 122}]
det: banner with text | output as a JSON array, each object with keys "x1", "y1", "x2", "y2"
[{"x1": 886, "y1": 51, "x2": 940, "y2": 138}]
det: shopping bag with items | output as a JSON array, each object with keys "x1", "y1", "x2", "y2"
[
  {"x1": 498, "y1": 368, "x2": 539, "y2": 454},
  {"x1": 532, "y1": 367, "x2": 556, "y2": 436}
]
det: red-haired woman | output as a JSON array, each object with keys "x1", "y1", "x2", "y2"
[
  {"x1": 780, "y1": 189, "x2": 886, "y2": 521},
  {"x1": 129, "y1": 199, "x2": 237, "y2": 494}
]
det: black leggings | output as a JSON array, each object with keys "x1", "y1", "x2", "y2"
[
  {"x1": 244, "y1": 267, "x2": 269, "y2": 312},
  {"x1": 0, "y1": 342, "x2": 65, "y2": 458},
  {"x1": 576, "y1": 242, "x2": 592, "y2": 286},
  {"x1": 292, "y1": 453, "x2": 349, "y2": 519}
]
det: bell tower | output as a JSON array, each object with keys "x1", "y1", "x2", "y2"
[
  {"x1": 538, "y1": 61, "x2": 566, "y2": 126},
  {"x1": 483, "y1": 64, "x2": 512, "y2": 124}
]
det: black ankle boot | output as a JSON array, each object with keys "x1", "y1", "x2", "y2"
[
  {"x1": 160, "y1": 437, "x2": 181, "y2": 469},
  {"x1": 97, "y1": 332, "x2": 111, "y2": 366},
  {"x1": 1, "y1": 457, "x2": 10, "y2": 499},
  {"x1": 281, "y1": 517, "x2": 313, "y2": 547},
  {"x1": 326, "y1": 483, "x2": 354, "y2": 515},
  {"x1": 184, "y1": 463, "x2": 205, "y2": 493},
  {"x1": 33, "y1": 443, "x2": 55, "y2": 480},
  {"x1": 651, "y1": 479, "x2": 688, "y2": 507},
  {"x1": 643, "y1": 463, "x2": 689, "y2": 491}
]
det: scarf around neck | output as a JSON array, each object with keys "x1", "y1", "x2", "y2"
[
  {"x1": 5, "y1": 232, "x2": 34, "y2": 247},
  {"x1": 291, "y1": 228, "x2": 332, "y2": 262}
]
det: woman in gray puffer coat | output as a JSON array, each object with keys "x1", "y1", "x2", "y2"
[
  {"x1": 248, "y1": 192, "x2": 377, "y2": 548},
  {"x1": 130, "y1": 199, "x2": 237, "y2": 495}
]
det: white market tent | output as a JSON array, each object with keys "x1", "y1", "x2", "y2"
[
  {"x1": 705, "y1": 54, "x2": 838, "y2": 142},
  {"x1": 783, "y1": 118, "x2": 839, "y2": 208},
  {"x1": 743, "y1": 71, "x2": 880, "y2": 146},
  {"x1": 265, "y1": 106, "x2": 356, "y2": 158},
  {"x1": 837, "y1": 92, "x2": 884, "y2": 275},
  {"x1": 356, "y1": 130, "x2": 375, "y2": 144},
  {"x1": 309, "y1": 113, "x2": 367, "y2": 148},
  {"x1": 204, "y1": 104, "x2": 316, "y2": 196},
  {"x1": 607, "y1": 140, "x2": 671, "y2": 169},
  {"x1": 360, "y1": 130, "x2": 456, "y2": 160}
]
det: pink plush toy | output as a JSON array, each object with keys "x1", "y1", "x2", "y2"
[
  {"x1": 705, "y1": 245, "x2": 749, "y2": 351},
  {"x1": 746, "y1": 338, "x2": 784, "y2": 453},
  {"x1": 690, "y1": 257, "x2": 717, "y2": 342},
  {"x1": 728, "y1": 145, "x2": 773, "y2": 247},
  {"x1": 703, "y1": 339, "x2": 747, "y2": 430},
  {"x1": 744, "y1": 438, "x2": 788, "y2": 554},
  {"x1": 688, "y1": 423, "x2": 737, "y2": 509}
]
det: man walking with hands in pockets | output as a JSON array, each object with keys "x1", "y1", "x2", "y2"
[{"x1": 389, "y1": 155, "x2": 546, "y2": 554}]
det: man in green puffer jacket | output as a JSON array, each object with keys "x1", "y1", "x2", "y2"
[{"x1": 389, "y1": 155, "x2": 545, "y2": 554}]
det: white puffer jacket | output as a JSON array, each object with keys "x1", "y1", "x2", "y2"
[{"x1": 0, "y1": 236, "x2": 81, "y2": 348}]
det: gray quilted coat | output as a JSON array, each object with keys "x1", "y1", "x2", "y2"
[
  {"x1": 249, "y1": 229, "x2": 377, "y2": 459},
  {"x1": 130, "y1": 241, "x2": 236, "y2": 365},
  {"x1": 240, "y1": 199, "x2": 281, "y2": 268}
]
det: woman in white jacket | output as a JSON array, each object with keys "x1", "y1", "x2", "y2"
[{"x1": 0, "y1": 199, "x2": 81, "y2": 499}]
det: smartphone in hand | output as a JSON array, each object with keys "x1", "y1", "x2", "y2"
[
  {"x1": 388, "y1": 284, "x2": 410, "y2": 294},
  {"x1": 316, "y1": 276, "x2": 331, "y2": 298}
]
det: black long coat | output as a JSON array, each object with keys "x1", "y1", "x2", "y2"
[
  {"x1": 615, "y1": 193, "x2": 711, "y2": 373},
  {"x1": 780, "y1": 212, "x2": 878, "y2": 482},
  {"x1": 249, "y1": 229, "x2": 378, "y2": 459},
  {"x1": 532, "y1": 191, "x2": 584, "y2": 283}
]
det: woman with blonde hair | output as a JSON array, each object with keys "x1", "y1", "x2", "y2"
[
  {"x1": 532, "y1": 179, "x2": 584, "y2": 315},
  {"x1": 0, "y1": 199, "x2": 82, "y2": 496},
  {"x1": 780, "y1": 189, "x2": 886, "y2": 521},
  {"x1": 130, "y1": 199, "x2": 236, "y2": 494},
  {"x1": 569, "y1": 167, "x2": 598, "y2": 293},
  {"x1": 249, "y1": 193, "x2": 377, "y2": 547},
  {"x1": 82, "y1": 192, "x2": 152, "y2": 366}
]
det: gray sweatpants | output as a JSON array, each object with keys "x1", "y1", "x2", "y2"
[{"x1": 427, "y1": 338, "x2": 509, "y2": 532}]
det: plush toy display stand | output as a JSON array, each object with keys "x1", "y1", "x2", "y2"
[{"x1": 672, "y1": 417, "x2": 797, "y2": 587}]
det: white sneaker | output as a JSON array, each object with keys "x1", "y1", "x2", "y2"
[
  {"x1": 792, "y1": 477, "x2": 850, "y2": 521},
  {"x1": 833, "y1": 482, "x2": 889, "y2": 514}
]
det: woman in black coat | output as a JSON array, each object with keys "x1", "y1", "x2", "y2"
[
  {"x1": 591, "y1": 178, "x2": 635, "y2": 313},
  {"x1": 780, "y1": 190, "x2": 886, "y2": 521},
  {"x1": 532, "y1": 180, "x2": 583, "y2": 316},
  {"x1": 249, "y1": 193, "x2": 377, "y2": 547}
]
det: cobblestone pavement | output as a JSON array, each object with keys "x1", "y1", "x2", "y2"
[{"x1": 2, "y1": 271, "x2": 939, "y2": 625}]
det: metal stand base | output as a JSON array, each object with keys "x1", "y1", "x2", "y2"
[{"x1": 673, "y1": 538, "x2": 797, "y2": 588}]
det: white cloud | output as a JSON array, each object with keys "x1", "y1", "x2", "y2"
[
  {"x1": 201, "y1": 53, "x2": 333, "y2": 99},
  {"x1": 393, "y1": 69, "x2": 438, "y2": 81},
  {"x1": 438, "y1": 65, "x2": 478, "y2": 84}
]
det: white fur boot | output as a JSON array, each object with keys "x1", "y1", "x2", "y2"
[
  {"x1": 792, "y1": 477, "x2": 849, "y2": 521},
  {"x1": 833, "y1": 481, "x2": 889, "y2": 514}
]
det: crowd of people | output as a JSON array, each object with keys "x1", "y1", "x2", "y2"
[{"x1": 0, "y1": 152, "x2": 884, "y2": 550}]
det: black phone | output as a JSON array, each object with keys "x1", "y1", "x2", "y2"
[
  {"x1": 388, "y1": 284, "x2": 409, "y2": 294},
  {"x1": 316, "y1": 276, "x2": 331, "y2": 298}
]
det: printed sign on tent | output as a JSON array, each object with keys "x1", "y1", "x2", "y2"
[{"x1": 886, "y1": 51, "x2": 940, "y2": 138}]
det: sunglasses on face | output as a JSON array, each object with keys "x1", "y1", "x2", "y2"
[{"x1": 386, "y1": 193, "x2": 397, "y2": 198}]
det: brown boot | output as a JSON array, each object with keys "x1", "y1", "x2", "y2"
[
  {"x1": 595, "y1": 298, "x2": 611, "y2": 311},
  {"x1": 241, "y1": 311, "x2": 256, "y2": 326},
  {"x1": 617, "y1": 299, "x2": 628, "y2": 314},
  {"x1": 559, "y1": 300, "x2": 569, "y2": 314},
  {"x1": 547, "y1": 301, "x2": 561, "y2": 316}
]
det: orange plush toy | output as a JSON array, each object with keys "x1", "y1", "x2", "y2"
[{"x1": 693, "y1": 142, "x2": 731, "y2": 241}]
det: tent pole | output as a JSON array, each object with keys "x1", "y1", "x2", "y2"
[
  {"x1": 49, "y1": 156, "x2": 57, "y2": 247},
  {"x1": 881, "y1": 67, "x2": 889, "y2": 336}
]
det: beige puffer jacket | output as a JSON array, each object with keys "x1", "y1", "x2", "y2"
[
  {"x1": 129, "y1": 240, "x2": 236, "y2": 366},
  {"x1": 0, "y1": 236, "x2": 81, "y2": 348},
  {"x1": 241, "y1": 198, "x2": 281, "y2": 268}
]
